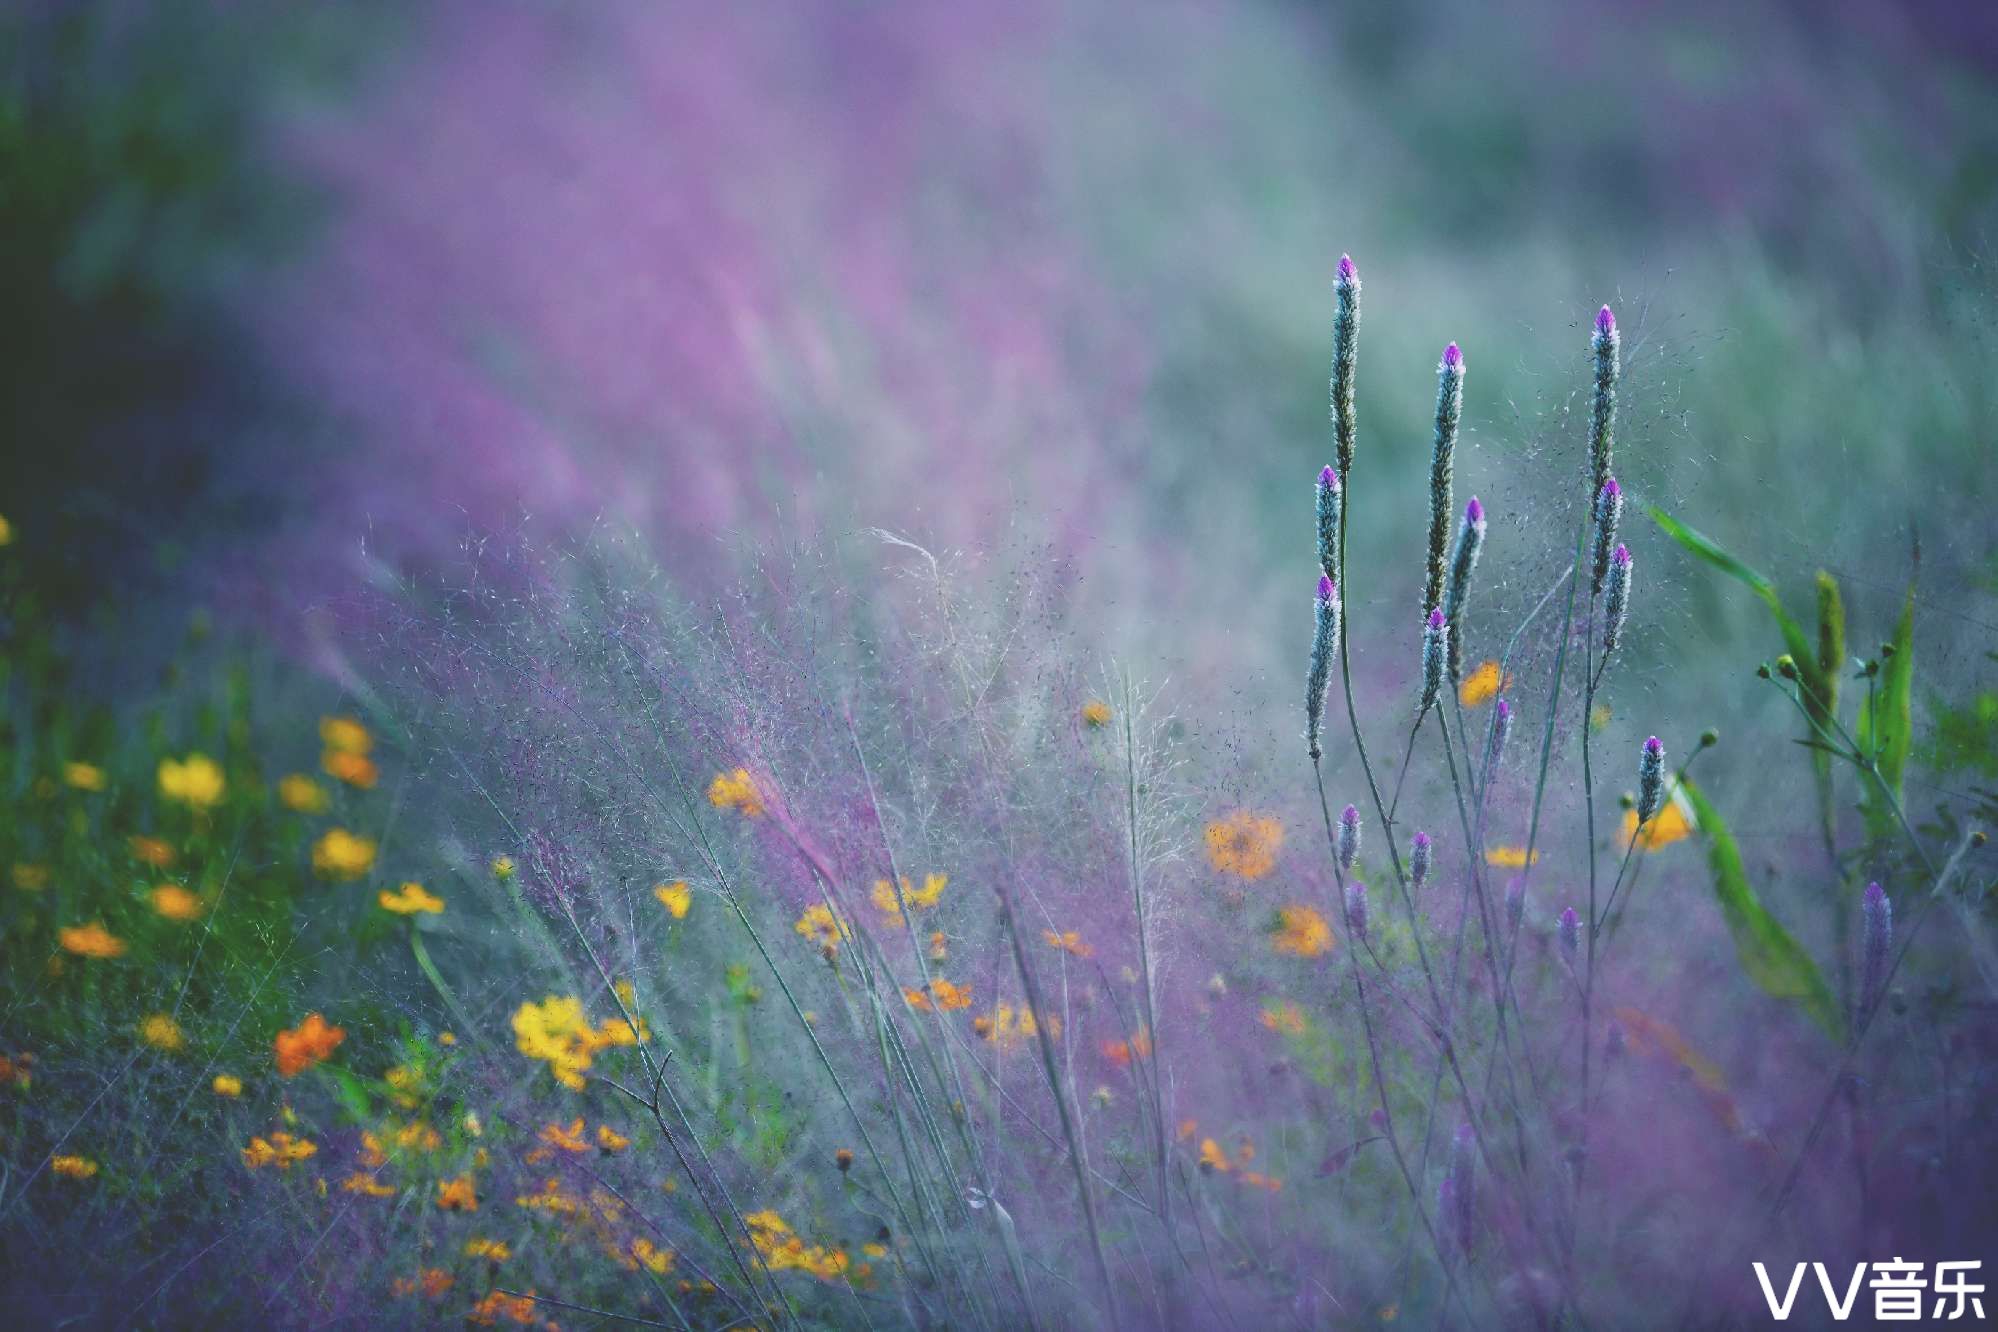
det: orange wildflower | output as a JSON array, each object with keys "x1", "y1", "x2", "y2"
[
  {"x1": 706, "y1": 767, "x2": 765, "y2": 816},
  {"x1": 903, "y1": 977, "x2": 973, "y2": 1012},
  {"x1": 1205, "y1": 812, "x2": 1284, "y2": 879},
  {"x1": 1043, "y1": 929, "x2": 1094, "y2": 958},
  {"x1": 59, "y1": 922, "x2": 126, "y2": 959},
  {"x1": 1271, "y1": 904, "x2": 1333, "y2": 958},
  {"x1": 274, "y1": 1013, "x2": 345, "y2": 1078},
  {"x1": 435, "y1": 1173, "x2": 478, "y2": 1211}
]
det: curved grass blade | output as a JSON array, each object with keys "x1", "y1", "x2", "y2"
[{"x1": 1680, "y1": 777, "x2": 1844, "y2": 1043}]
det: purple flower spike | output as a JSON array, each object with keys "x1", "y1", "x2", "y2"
[
  {"x1": 1443, "y1": 342, "x2": 1463, "y2": 369},
  {"x1": 1601, "y1": 477, "x2": 1620, "y2": 502},
  {"x1": 1318, "y1": 464, "x2": 1339, "y2": 492},
  {"x1": 1337, "y1": 254, "x2": 1356, "y2": 284},
  {"x1": 1614, "y1": 544, "x2": 1632, "y2": 567},
  {"x1": 1337, "y1": 803, "x2": 1362, "y2": 871},
  {"x1": 1496, "y1": 697, "x2": 1511, "y2": 723},
  {"x1": 1644, "y1": 735, "x2": 1662, "y2": 756},
  {"x1": 1316, "y1": 574, "x2": 1335, "y2": 604},
  {"x1": 1465, "y1": 496, "x2": 1484, "y2": 525},
  {"x1": 1596, "y1": 305, "x2": 1616, "y2": 337},
  {"x1": 1429, "y1": 606, "x2": 1445, "y2": 630},
  {"x1": 1409, "y1": 831, "x2": 1433, "y2": 889}
]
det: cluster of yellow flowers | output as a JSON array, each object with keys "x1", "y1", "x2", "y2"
[
  {"x1": 706, "y1": 767, "x2": 765, "y2": 816},
  {"x1": 744, "y1": 1210, "x2": 851, "y2": 1281},
  {"x1": 971, "y1": 1003, "x2": 1060, "y2": 1048},
  {"x1": 319, "y1": 715, "x2": 379, "y2": 789},
  {"x1": 242, "y1": 1131, "x2": 318, "y2": 1170},
  {"x1": 157, "y1": 753, "x2": 226, "y2": 811},
  {"x1": 869, "y1": 872, "x2": 946, "y2": 928},
  {"x1": 1270, "y1": 904, "x2": 1333, "y2": 958},
  {"x1": 1205, "y1": 811, "x2": 1284, "y2": 879},
  {"x1": 512, "y1": 996, "x2": 648, "y2": 1092}
]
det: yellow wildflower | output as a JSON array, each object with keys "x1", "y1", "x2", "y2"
[
  {"x1": 1457, "y1": 660, "x2": 1510, "y2": 707},
  {"x1": 310, "y1": 827, "x2": 377, "y2": 879},
  {"x1": 465, "y1": 1237, "x2": 511, "y2": 1263},
  {"x1": 971, "y1": 1003, "x2": 1059, "y2": 1048},
  {"x1": 491, "y1": 855, "x2": 515, "y2": 878},
  {"x1": 435, "y1": 1173, "x2": 479, "y2": 1211},
  {"x1": 1620, "y1": 797, "x2": 1695, "y2": 852},
  {"x1": 11, "y1": 863, "x2": 49, "y2": 892},
  {"x1": 510, "y1": 995, "x2": 645, "y2": 1091},
  {"x1": 629, "y1": 1237, "x2": 676, "y2": 1274},
  {"x1": 1197, "y1": 1138, "x2": 1231, "y2": 1174},
  {"x1": 342, "y1": 1172, "x2": 395, "y2": 1198},
  {"x1": 597, "y1": 1123, "x2": 631, "y2": 1152},
  {"x1": 467, "y1": 1290, "x2": 539, "y2": 1325},
  {"x1": 59, "y1": 922, "x2": 126, "y2": 959},
  {"x1": 322, "y1": 748, "x2": 378, "y2": 789},
  {"x1": 51, "y1": 1155, "x2": 98, "y2": 1180},
  {"x1": 318, "y1": 716, "x2": 372, "y2": 755},
  {"x1": 394, "y1": 1120, "x2": 442, "y2": 1152},
  {"x1": 128, "y1": 835, "x2": 175, "y2": 867},
  {"x1": 1081, "y1": 699, "x2": 1113, "y2": 728},
  {"x1": 706, "y1": 767, "x2": 765, "y2": 816},
  {"x1": 1043, "y1": 929, "x2": 1093, "y2": 958},
  {"x1": 793, "y1": 903, "x2": 848, "y2": 953},
  {"x1": 277, "y1": 773, "x2": 329, "y2": 813},
  {"x1": 63, "y1": 762, "x2": 106, "y2": 792},
  {"x1": 1486, "y1": 845, "x2": 1541, "y2": 869},
  {"x1": 157, "y1": 753, "x2": 225, "y2": 810},
  {"x1": 378, "y1": 882, "x2": 445, "y2": 915},
  {"x1": 1271, "y1": 904, "x2": 1334, "y2": 958},
  {"x1": 903, "y1": 978, "x2": 973, "y2": 1012},
  {"x1": 870, "y1": 873, "x2": 947, "y2": 926},
  {"x1": 242, "y1": 1132, "x2": 317, "y2": 1170},
  {"x1": 653, "y1": 880, "x2": 692, "y2": 918},
  {"x1": 139, "y1": 1013, "x2": 185, "y2": 1052},
  {"x1": 538, "y1": 1118, "x2": 591, "y2": 1154},
  {"x1": 0, "y1": 515, "x2": 10, "y2": 546},
  {"x1": 1205, "y1": 812, "x2": 1284, "y2": 880},
  {"x1": 212, "y1": 1073, "x2": 243, "y2": 1097},
  {"x1": 150, "y1": 884, "x2": 204, "y2": 922},
  {"x1": 1260, "y1": 1000, "x2": 1308, "y2": 1036}
]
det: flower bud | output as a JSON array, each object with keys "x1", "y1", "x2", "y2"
[
  {"x1": 1424, "y1": 345, "x2": 1466, "y2": 618},
  {"x1": 1603, "y1": 544, "x2": 1632, "y2": 655},
  {"x1": 1636, "y1": 736, "x2": 1665, "y2": 825},
  {"x1": 1590, "y1": 477, "x2": 1623, "y2": 595},
  {"x1": 1419, "y1": 608, "x2": 1448, "y2": 717},
  {"x1": 1345, "y1": 880, "x2": 1369, "y2": 941},
  {"x1": 1443, "y1": 497, "x2": 1487, "y2": 680},
  {"x1": 1331, "y1": 256, "x2": 1360, "y2": 479},
  {"x1": 1337, "y1": 803, "x2": 1362, "y2": 873},
  {"x1": 1315, "y1": 465, "x2": 1340, "y2": 580},
  {"x1": 1409, "y1": 831, "x2": 1433, "y2": 891},
  {"x1": 1589, "y1": 305, "x2": 1620, "y2": 504},
  {"x1": 1305, "y1": 576, "x2": 1342, "y2": 760}
]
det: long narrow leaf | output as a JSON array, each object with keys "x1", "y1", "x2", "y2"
[
  {"x1": 1857, "y1": 578, "x2": 1917, "y2": 838},
  {"x1": 1680, "y1": 777, "x2": 1844, "y2": 1042},
  {"x1": 1649, "y1": 506, "x2": 1820, "y2": 694}
]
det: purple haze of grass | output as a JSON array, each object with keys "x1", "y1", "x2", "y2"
[{"x1": 1559, "y1": 905, "x2": 1581, "y2": 967}]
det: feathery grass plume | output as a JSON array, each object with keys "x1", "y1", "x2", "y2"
[
  {"x1": 1419, "y1": 607, "x2": 1448, "y2": 717},
  {"x1": 1590, "y1": 304, "x2": 1620, "y2": 503},
  {"x1": 1559, "y1": 906, "x2": 1581, "y2": 969},
  {"x1": 1409, "y1": 830, "x2": 1433, "y2": 891},
  {"x1": 1423, "y1": 343, "x2": 1466, "y2": 617},
  {"x1": 1861, "y1": 882, "x2": 1892, "y2": 1011},
  {"x1": 1442, "y1": 1123, "x2": 1477, "y2": 1253},
  {"x1": 1315, "y1": 465, "x2": 1340, "y2": 580},
  {"x1": 1331, "y1": 255, "x2": 1360, "y2": 483},
  {"x1": 1590, "y1": 476, "x2": 1623, "y2": 595},
  {"x1": 1442, "y1": 495, "x2": 1486, "y2": 680},
  {"x1": 1305, "y1": 575, "x2": 1341, "y2": 760},
  {"x1": 1603, "y1": 544, "x2": 1633, "y2": 655},
  {"x1": 1345, "y1": 880, "x2": 1369, "y2": 941},
  {"x1": 1636, "y1": 735, "x2": 1665, "y2": 825},
  {"x1": 1337, "y1": 803, "x2": 1362, "y2": 873}
]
